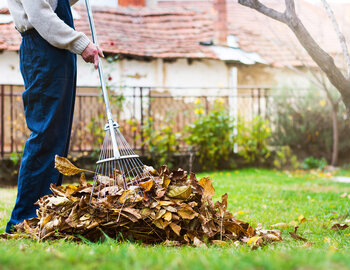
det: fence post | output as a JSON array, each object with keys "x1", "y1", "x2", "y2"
[
  {"x1": 204, "y1": 96, "x2": 209, "y2": 114},
  {"x1": 79, "y1": 95, "x2": 82, "y2": 152},
  {"x1": 251, "y1": 88, "x2": 254, "y2": 121},
  {"x1": 265, "y1": 88, "x2": 269, "y2": 120},
  {"x1": 148, "y1": 87, "x2": 151, "y2": 120},
  {"x1": 10, "y1": 85, "x2": 14, "y2": 153},
  {"x1": 140, "y1": 87, "x2": 144, "y2": 155},
  {"x1": 133, "y1": 87, "x2": 136, "y2": 150},
  {"x1": 0, "y1": 85, "x2": 4, "y2": 158},
  {"x1": 258, "y1": 88, "x2": 261, "y2": 116}
]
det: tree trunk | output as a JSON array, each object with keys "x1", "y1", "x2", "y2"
[
  {"x1": 341, "y1": 95, "x2": 350, "y2": 118},
  {"x1": 331, "y1": 103, "x2": 339, "y2": 166},
  {"x1": 238, "y1": 0, "x2": 350, "y2": 118}
]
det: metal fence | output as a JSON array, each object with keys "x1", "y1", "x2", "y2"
[{"x1": 0, "y1": 84, "x2": 272, "y2": 158}]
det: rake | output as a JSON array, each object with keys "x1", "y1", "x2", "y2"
[{"x1": 84, "y1": 0, "x2": 153, "y2": 202}]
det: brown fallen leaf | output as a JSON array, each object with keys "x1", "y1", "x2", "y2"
[
  {"x1": 39, "y1": 214, "x2": 53, "y2": 229},
  {"x1": 163, "y1": 240, "x2": 181, "y2": 246},
  {"x1": 302, "y1": 241, "x2": 313, "y2": 248},
  {"x1": 143, "y1": 165, "x2": 158, "y2": 176},
  {"x1": 159, "y1": 201, "x2": 174, "y2": 206},
  {"x1": 161, "y1": 176, "x2": 171, "y2": 188},
  {"x1": 256, "y1": 229, "x2": 282, "y2": 241},
  {"x1": 45, "y1": 196, "x2": 72, "y2": 208},
  {"x1": 247, "y1": 236, "x2": 264, "y2": 249},
  {"x1": 263, "y1": 233, "x2": 282, "y2": 242},
  {"x1": 169, "y1": 222, "x2": 181, "y2": 236},
  {"x1": 54, "y1": 155, "x2": 93, "y2": 176},
  {"x1": 155, "y1": 209, "x2": 167, "y2": 220},
  {"x1": 289, "y1": 220, "x2": 298, "y2": 227},
  {"x1": 171, "y1": 169, "x2": 188, "y2": 182},
  {"x1": 340, "y1": 192, "x2": 347, "y2": 198},
  {"x1": 163, "y1": 212, "x2": 172, "y2": 222},
  {"x1": 139, "y1": 179, "x2": 154, "y2": 192},
  {"x1": 190, "y1": 173, "x2": 203, "y2": 195},
  {"x1": 298, "y1": 215, "x2": 306, "y2": 224},
  {"x1": 199, "y1": 177, "x2": 215, "y2": 198},
  {"x1": 289, "y1": 226, "x2": 307, "y2": 242},
  {"x1": 65, "y1": 185, "x2": 78, "y2": 196},
  {"x1": 270, "y1": 223, "x2": 291, "y2": 229},
  {"x1": 0, "y1": 233, "x2": 29, "y2": 240},
  {"x1": 178, "y1": 205, "x2": 198, "y2": 220},
  {"x1": 167, "y1": 185, "x2": 192, "y2": 200},
  {"x1": 193, "y1": 237, "x2": 207, "y2": 247},
  {"x1": 14, "y1": 162, "x2": 283, "y2": 248},
  {"x1": 140, "y1": 208, "x2": 153, "y2": 219},
  {"x1": 289, "y1": 232, "x2": 307, "y2": 242},
  {"x1": 79, "y1": 173, "x2": 87, "y2": 186},
  {"x1": 0, "y1": 233, "x2": 11, "y2": 239},
  {"x1": 153, "y1": 219, "x2": 169, "y2": 230},
  {"x1": 331, "y1": 223, "x2": 349, "y2": 231},
  {"x1": 211, "y1": 240, "x2": 228, "y2": 246}
]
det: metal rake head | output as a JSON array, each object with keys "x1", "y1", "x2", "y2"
[{"x1": 91, "y1": 122, "x2": 154, "y2": 203}]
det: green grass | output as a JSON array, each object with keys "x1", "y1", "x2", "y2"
[{"x1": 0, "y1": 168, "x2": 350, "y2": 270}]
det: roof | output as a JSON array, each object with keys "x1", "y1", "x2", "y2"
[
  {"x1": 0, "y1": 0, "x2": 348, "y2": 67},
  {"x1": 74, "y1": 6, "x2": 218, "y2": 59},
  {"x1": 0, "y1": 3, "x2": 266, "y2": 64},
  {"x1": 159, "y1": 0, "x2": 348, "y2": 67}
]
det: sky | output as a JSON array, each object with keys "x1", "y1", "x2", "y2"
[
  {"x1": 306, "y1": 0, "x2": 350, "y2": 2},
  {"x1": 0, "y1": 0, "x2": 117, "y2": 8},
  {"x1": 78, "y1": 0, "x2": 116, "y2": 6},
  {"x1": 1, "y1": 0, "x2": 350, "y2": 9}
]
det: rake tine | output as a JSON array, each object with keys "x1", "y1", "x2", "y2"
[{"x1": 84, "y1": 0, "x2": 154, "y2": 207}]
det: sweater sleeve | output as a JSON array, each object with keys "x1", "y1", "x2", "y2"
[
  {"x1": 21, "y1": 0, "x2": 90, "y2": 55},
  {"x1": 70, "y1": 0, "x2": 80, "y2": 6}
]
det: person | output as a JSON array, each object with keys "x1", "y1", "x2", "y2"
[{"x1": 5, "y1": 0, "x2": 103, "y2": 233}]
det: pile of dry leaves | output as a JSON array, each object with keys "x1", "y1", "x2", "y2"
[{"x1": 15, "y1": 156, "x2": 282, "y2": 248}]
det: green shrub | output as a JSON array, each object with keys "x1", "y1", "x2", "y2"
[
  {"x1": 142, "y1": 114, "x2": 181, "y2": 169},
  {"x1": 236, "y1": 115, "x2": 271, "y2": 164},
  {"x1": 270, "y1": 86, "x2": 350, "y2": 160},
  {"x1": 87, "y1": 112, "x2": 106, "y2": 151},
  {"x1": 9, "y1": 151, "x2": 22, "y2": 166},
  {"x1": 273, "y1": 146, "x2": 300, "y2": 170},
  {"x1": 87, "y1": 83, "x2": 125, "y2": 156},
  {"x1": 302, "y1": 156, "x2": 327, "y2": 170},
  {"x1": 184, "y1": 100, "x2": 235, "y2": 170}
]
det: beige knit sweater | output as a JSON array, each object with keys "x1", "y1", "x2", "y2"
[{"x1": 7, "y1": 0, "x2": 90, "y2": 54}]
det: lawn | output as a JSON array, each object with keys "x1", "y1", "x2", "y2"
[{"x1": 0, "y1": 168, "x2": 350, "y2": 270}]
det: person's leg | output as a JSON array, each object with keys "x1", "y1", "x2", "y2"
[
  {"x1": 6, "y1": 32, "x2": 76, "y2": 233},
  {"x1": 57, "y1": 56, "x2": 77, "y2": 186}
]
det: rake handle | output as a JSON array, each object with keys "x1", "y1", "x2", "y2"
[
  {"x1": 84, "y1": 0, "x2": 120, "y2": 158},
  {"x1": 84, "y1": 0, "x2": 112, "y2": 120}
]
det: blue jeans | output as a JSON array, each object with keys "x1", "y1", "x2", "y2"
[{"x1": 6, "y1": 27, "x2": 77, "y2": 233}]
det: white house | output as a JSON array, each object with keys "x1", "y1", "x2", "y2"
[{"x1": 0, "y1": 0, "x2": 344, "y2": 154}]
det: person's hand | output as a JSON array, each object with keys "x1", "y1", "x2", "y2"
[{"x1": 81, "y1": 42, "x2": 104, "y2": 69}]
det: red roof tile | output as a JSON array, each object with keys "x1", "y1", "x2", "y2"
[
  {"x1": 0, "y1": 18, "x2": 20, "y2": 51},
  {"x1": 0, "y1": 0, "x2": 348, "y2": 67},
  {"x1": 75, "y1": 6, "x2": 217, "y2": 58},
  {"x1": 0, "y1": 5, "x2": 217, "y2": 59},
  {"x1": 159, "y1": 0, "x2": 346, "y2": 67},
  {"x1": 0, "y1": 8, "x2": 9, "y2": 14}
]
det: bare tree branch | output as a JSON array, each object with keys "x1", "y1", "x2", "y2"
[
  {"x1": 239, "y1": 0, "x2": 347, "y2": 164},
  {"x1": 264, "y1": 19, "x2": 341, "y2": 105},
  {"x1": 320, "y1": 0, "x2": 350, "y2": 79},
  {"x1": 285, "y1": 0, "x2": 296, "y2": 16},
  {"x1": 237, "y1": 0, "x2": 286, "y2": 23},
  {"x1": 238, "y1": 0, "x2": 350, "y2": 110},
  {"x1": 267, "y1": 24, "x2": 341, "y2": 165}
]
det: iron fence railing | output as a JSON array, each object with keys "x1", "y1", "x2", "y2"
[{"x1": 0, "y1": 84, "x2": 273, "y2": 158}]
